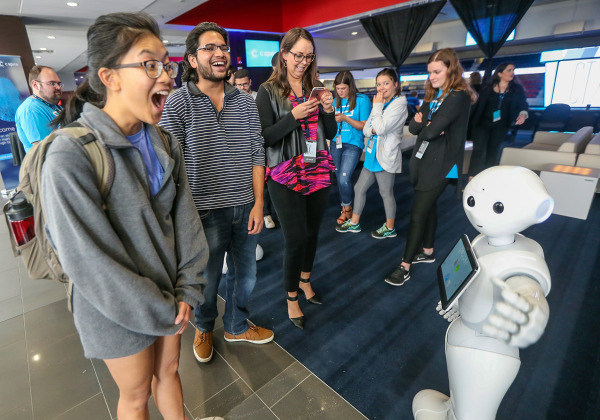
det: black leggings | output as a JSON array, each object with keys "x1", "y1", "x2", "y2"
[
  {"x1": 469, "y1": 124, "x2": 508, "y2": 176},
  {"x1": 403, "y1": 181, "x2": 448, "y2": 264},
  {"x1": 267, "y1": 180, "x2": 330, "y2": 292}
]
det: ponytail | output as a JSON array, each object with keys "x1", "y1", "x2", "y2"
[{"x1": 52, "y1": 78, "x2": 104, "y2": 127}]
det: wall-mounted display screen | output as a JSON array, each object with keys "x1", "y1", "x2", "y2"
[
  {"x1": 245, "y1": 40, "x2": 279, "y2": 67},
  {"x1": 545, "y1": 58, "x2": 600, "y2": 107}
]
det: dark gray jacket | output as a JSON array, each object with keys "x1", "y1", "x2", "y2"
[{"x1": 42, "y1": 103, "x2": 208, "y2": 359}]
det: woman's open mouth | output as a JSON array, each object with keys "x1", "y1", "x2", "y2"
[{"x1": 152, "y1": 90, "x2": 169, "y2": 111}]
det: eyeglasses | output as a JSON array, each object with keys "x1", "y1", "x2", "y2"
[
  {"x1": 35, "y1": 81, "x2": 63, "y2": 88},
  {"x1": 234, "y1": 82, "x2": 250, "y2": 88},
  {"x1": 288, "y1": 51, "x2": 316, "y2": 63},
  {"x1": 111, "y1": 60, "x2": 179, "y2": 79},
  {"x1": 197, "y1": 44, "x2": 231, "y2": 53}
]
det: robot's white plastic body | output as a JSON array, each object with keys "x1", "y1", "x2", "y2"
[{"x1": 413, "y1": 166, "x2": 554, "y2": 420}]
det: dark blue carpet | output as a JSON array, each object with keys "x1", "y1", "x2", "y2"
[{"x1": 245, "y1": 148, "x2": 600, "y2": 419}]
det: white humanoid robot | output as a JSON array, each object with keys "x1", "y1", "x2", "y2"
[{"x1": 413, "y1": 166, "x2": 555, "y2": 420}]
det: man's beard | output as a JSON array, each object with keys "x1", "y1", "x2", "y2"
[
  {"x1": 197, "y1": 64, "x2": 227, "y2": 83},
  {"x1": 40, "y1": 91, "x2": 61, "y2": 105}
]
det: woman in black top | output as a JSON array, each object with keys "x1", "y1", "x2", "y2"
[
  {"x1": 386, "y1": 48, "x2": 476, "y2": 286},
  {"x1": 256, "y1": 28, "x2": 337, "y2": 329},
  {"x1": 469, "y1": 63, "x2": 529, "y2": 176}
]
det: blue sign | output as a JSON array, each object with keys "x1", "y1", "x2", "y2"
[
  {"x1": 245, "y1": 40, "x2": 279, "y2": 68},
  {"x1": 0, "y1": 55, "x2": 29, "y2": 189}
]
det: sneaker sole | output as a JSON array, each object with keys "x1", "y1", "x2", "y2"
[
  {"x1": 384, "y1": 276, "x2": 410, "y2": 286},
  {"x1": 336, "y1": 228, "x2": 361, "y2": 233},
  {"x1": 224, "y1": 334, "x2": 274, "y2": 344},
  {"x1": 412, "y1": 259, "x2": 436, "y2": 264},
  {"x1": 193, "y1": 346, "x2": 213, "y2": 363},
  {"x1": 371, "y1": 233, "x2": 398, "y2": 239}
]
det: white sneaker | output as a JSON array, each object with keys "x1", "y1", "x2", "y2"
[{"x1": 264, "y1": 215, "x2": 275, "y2": 229}]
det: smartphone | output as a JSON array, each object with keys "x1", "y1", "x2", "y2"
[{"x1": 309, "y1": 87, "x2": 329, "y2": 101}]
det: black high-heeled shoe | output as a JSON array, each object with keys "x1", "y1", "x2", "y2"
[
  {"x1": 298, "y1": 278, "x2": 323, "y2": 305},
  {"x1": 287, "y1": 294, "x2": 305, "y2": 330}
]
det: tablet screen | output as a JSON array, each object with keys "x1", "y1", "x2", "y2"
[{"x1": 437, "y1": 234, "x2": 479, "y2": 310}]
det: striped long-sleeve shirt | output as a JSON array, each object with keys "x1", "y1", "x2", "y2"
[{"x1": 160, "y1": 82, "x2": 265, "y2": 210}]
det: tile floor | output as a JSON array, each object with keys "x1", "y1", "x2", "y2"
[{"x1": 0, "y1": 204, "x2": 367, "y2": 419}]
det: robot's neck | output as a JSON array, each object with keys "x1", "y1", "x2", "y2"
[{"x1": 487, "y1": 234, "x2": 516, "y2": 247}]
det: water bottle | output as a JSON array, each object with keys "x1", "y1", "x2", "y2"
[{"x1": 6, "y1": 196, "x2": 35, "y2": 246}]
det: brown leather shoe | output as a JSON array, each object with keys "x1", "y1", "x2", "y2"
[
  {"x1": 224, "y1": 325, "x2": 274, "y2": 344},
  {"x1": 193, "y1": 330, "x2": 213, "y2": 363}
]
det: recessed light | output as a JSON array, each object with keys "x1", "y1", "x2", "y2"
[
  {"x1": 35, "y1": 56, "x2": 41, "y2": 59},
  {"x1": 47, "y1": 35, "x2": 55, "y2": 39},
  {"x1": 66, "y1": 2, "x2": 78, "y2": 7},
  {"x1": 163, "y1": 40, "x2": 169, "y2": 43},
  {"x1": 351, "y1": 31, "x2": 358, "y2": 35},
  {"x1": 39, "y1": 47, "x2": 47, "y2": 51}
]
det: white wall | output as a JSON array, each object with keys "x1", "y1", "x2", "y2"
[{"x1": 316, "y1": 0, "x2": 600, "y2": 68}]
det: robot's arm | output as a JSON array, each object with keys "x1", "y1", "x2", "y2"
[{"x1": 482, "y1": 275, "x2": 549, "y2": 348}]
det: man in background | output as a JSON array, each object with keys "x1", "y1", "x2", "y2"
[
  {"x1": 233, "y1": 68, "x2": 257, "y2": 100},
  {"x1": 15, "y1": 65, "x2": 63, "y2": 152}
]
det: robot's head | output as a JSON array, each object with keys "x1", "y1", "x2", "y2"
[{"x1": 463, "y1": 166, "x2": 554, "y2": 237}]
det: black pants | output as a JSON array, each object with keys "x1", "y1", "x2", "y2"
[
  {"x1": 267, "y1": 180, "x2": 330, "y2": 292},
  {"x1": 403, "y1": 181, "x2": 448, "y2": 264},
  {"x1": 469, "y1": 124, "x2": 508, "y2": 176}
]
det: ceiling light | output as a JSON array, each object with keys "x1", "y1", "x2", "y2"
[
  {"x1": 47, "y1": 35, "x2": 55, "y2": 39},
  {"x1": 35, "y1": 56, "x2": 41, "y2": 59},
  {"x1": 163, "y1": 40, "x2": 169, "y2": 43},
  {"x1": 351, "y1": 31, "x2": 358, "y2": 35},
  {"x1": 66, "y1": 2, "x2": 78, "y2": 7},
  {"x1": 39, "y1": 47, "x2": 47, "y2": 51}
]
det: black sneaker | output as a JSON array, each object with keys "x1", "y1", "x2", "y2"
[
  {"x1": 385, "y1": 265, "x2": 410, "y2": 286},
  {"x1": 412, "y1": 252, "x2": 435, "y2": 264}
]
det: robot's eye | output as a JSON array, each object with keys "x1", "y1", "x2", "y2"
[
  {"x1": 493, "y1": 202, "x2": 504, "y2": 214},
  {"x1": 467, "y1": 196, "x2": 475, "y2": 207}
]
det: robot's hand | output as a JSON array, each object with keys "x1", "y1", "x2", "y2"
[
  {"x1": 436, "y1": 301, "x2": 459, "y2": 323},
  {"x1": 483, "y1": 276, "x2": 550, "y2": 348}
]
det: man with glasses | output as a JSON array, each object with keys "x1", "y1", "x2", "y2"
[
  {"x1": 160, "y1": 22, "x2": 274, "y2": 365},
  {"x1": 233, "y1": 68, "x2": 257, "y2": 100},
  {"x1": 15, "y1": 65, "x2": 63, "y2": 152}
]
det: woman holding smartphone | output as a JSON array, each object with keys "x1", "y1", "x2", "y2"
[
  {"x1": 386, "y1": 48, "x2": 475, "y2": 286},
  {"x1": 336, "y1": 68, "x2": 407, "y2": 239},
  {"x1": 256, "y1": 27, "x2": 336, "y2": 329},
  {"x1": 42, "y1": 13, "x2": 208, "y2": 418},
  {"x1": 331, "y1": 71, "x2": 372, "y2": 225}
]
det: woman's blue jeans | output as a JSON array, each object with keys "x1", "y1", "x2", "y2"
[{"x1": 329, "y1": 142, "x2": 363, "y2": 206}]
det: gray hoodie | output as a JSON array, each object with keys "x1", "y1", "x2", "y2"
[{"x1": 41, "y1": 103, "x2": 208, "y2": 359}]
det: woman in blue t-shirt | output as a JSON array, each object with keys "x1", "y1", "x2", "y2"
[{"x1": 330, "y1": 71, "x2": 372, "y2": 225}]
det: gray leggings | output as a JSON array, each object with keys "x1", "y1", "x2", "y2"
[{"x1": 353, "y1": 168, "x2": 396, "y2": 219}]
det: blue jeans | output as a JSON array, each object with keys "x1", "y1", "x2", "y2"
[
  {"x1": 329, "y1": 142, "x2": 363, "y2": 206},
  {"x1": 194, "y1": 203, "x2": 257, "y2": 335}
]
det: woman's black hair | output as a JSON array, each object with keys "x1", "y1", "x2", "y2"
[
  {"x1": 53, "y1": 12, "x2": 161, "y2": 127},
  {"x1": 376, "y1": 68, "x2": 399, "y2": 96},
  {"x1": 181, "y1": 22, "x2": 229, "y2": 84},
  {"x1": 491, "y1": 62, "x2": 521, "y2": 91}
]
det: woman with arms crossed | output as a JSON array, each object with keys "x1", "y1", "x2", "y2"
[{"x1": 386, "y1": 48, "x2": 476, "y2": 286}]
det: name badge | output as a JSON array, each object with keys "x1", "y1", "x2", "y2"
[
  {"x1": 366, "y1": 137, "x2": 375, "y2": 154},
  {"x1": 493, "y1": 110, "x2": 501, "y2": 122},
  {"x1": 415, "y1": 140, "x2": 429, "y2": 159},
  {"x1": 335, "y1": 135, "x2": 343, "y2": 149},
  {"x1": 304, "y1": 141, "x2": 317, "y2": 163}
]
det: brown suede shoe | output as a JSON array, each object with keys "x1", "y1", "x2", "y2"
[
  {"x1": 224, "y1": 325, "x2": 274, "y2": 344},
  {"x1": 193, "y1": 330, "x2": 213, "y2": 363}
]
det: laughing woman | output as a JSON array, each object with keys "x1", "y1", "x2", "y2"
[
  {"x1": 43, "y1": 13, "x2": 208, "y2": 419},
  {"x1": 256, "y1": 27, "x2": 337, "y2": 329}
]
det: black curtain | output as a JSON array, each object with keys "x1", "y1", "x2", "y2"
[
  {"x1": 360, "y1": 0, "x2": 447, "y2": 73},
  {"x1": 450, "y1": 0, "x2": 534, "y2": 81}
]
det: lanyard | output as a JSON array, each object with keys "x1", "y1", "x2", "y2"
[
  {"x1": 291, "y1": 85, "x2": 311, "y2": 141},
  {"x1": 428, "y1": 89, "x2": 450, "y2": 121},
  {"x1": 32, "y1": 94, "x2": 62, "y2": 112},
  {"x1": 497, "y1": 89, "x2": 507, "y2": 110},
  {"x1": 336, "y1": 101, "x2": 349, "y2": 135}
]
